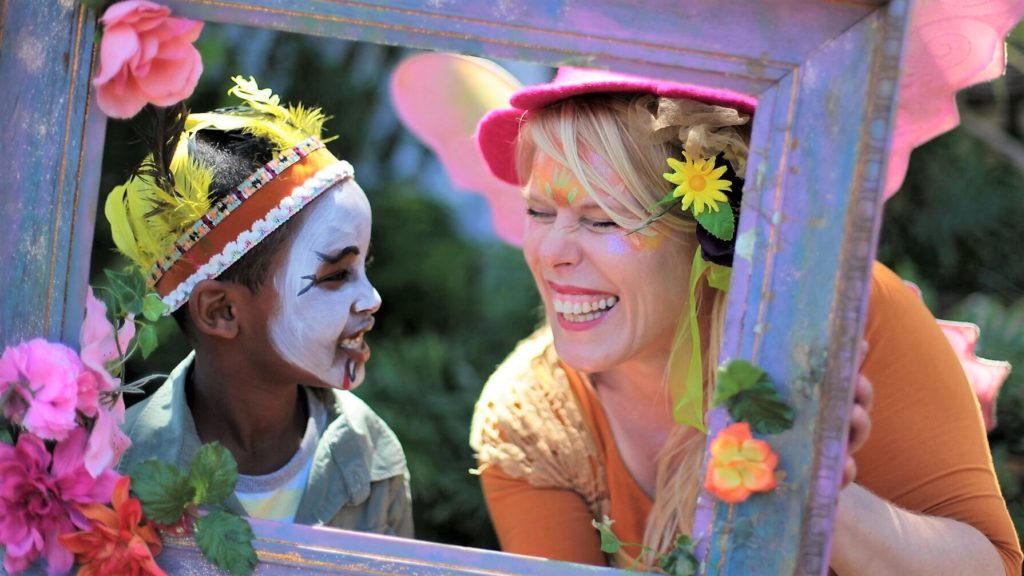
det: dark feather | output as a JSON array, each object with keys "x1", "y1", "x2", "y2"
[{"x1": 132, "y1": 102, "x2": 189, "y2": 218}]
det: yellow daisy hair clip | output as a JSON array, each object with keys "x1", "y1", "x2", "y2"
[
  {"x1": 661, "y1": 151, "x2": 737, "y2": 243},
  {"x1": 664, "y1": 152, "x2": 732, "y2": 216}
]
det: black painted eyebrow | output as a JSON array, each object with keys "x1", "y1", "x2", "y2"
[{"x1": 316, "y1": 246, "x2": 359, "y2": 264}]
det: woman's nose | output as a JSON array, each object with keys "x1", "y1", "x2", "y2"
[{"x1": 538, "y1": 215, "x2": 582, "y2": 270}]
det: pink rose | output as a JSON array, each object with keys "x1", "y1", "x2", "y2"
[
  {"x1": 0, "y1": 429, "x2": 120, "y2": 574},
  {"x1": 93, "y1": 0, "x2": 204, "y2": 119},
  {"x1": 0, "y1": 340, "x2": 81, "y2": 441}
]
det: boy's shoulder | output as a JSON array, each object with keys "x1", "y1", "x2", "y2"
[
  {"x1": 306, "y1": 388, "x2": 408, "y2": 483},
  {"x1": 119, "y1": 353, "x2": 195, "y2": 473}
]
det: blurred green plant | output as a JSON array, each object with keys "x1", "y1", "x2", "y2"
[{"x1": 355, "y1": 186, "x2": 540, "y2": 547}]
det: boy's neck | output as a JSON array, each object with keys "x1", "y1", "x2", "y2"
[{"x1": 187, "y1": 352, "x2": 310, "y2": 476}]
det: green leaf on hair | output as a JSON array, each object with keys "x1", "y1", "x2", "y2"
[
  {"x1": 137, "y1": 324, "x2": 158, "y2": 359},
  {"x1": 142, "y1": 292, "x2": 168, "y2": 322},
  {"x1": 194, "y1": 511, "x2": 258, "y2": 576},
  {"x1": 592, "y1": 516, "x2": 622, "y2": 554},
  {"x1": 695, "y1": 206, "x2": 735, "y2": 241},
  {"x1": 190, "y1": 443, "x2": 239, "y2": 505},
  {"x1": 131, "y1": 459, "x2": 195, "y2": 524}
]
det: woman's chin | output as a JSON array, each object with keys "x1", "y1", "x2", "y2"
[{"x1": 550, "y1": 338, "x2": 617, "y2": 374}]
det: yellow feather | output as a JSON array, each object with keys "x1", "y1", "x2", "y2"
[
  {"x1": 104, "y1": 76, "x2": 334, "y2": 279},
  {"x1": 104, "y1": 183, "x2": 142, "y2": 264}
]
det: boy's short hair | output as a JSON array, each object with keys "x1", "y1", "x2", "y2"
[{"x1": 169, "y1": 130, "x2": 303, "y2": 334}]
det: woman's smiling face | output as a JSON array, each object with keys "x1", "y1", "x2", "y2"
[
  {"x1": 523, "y1": 152, "x2": 693, "y2": 373},
  {"x1": 267, "y1": 177, "x2": 381, "y2": 390}
]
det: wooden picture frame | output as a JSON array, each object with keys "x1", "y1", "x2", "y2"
[{"x1": 0, "y1": 1, "x2": 910, "y2": 573}]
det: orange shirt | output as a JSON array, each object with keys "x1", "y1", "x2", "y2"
[{"x1": 478, "y1": 263, "x2": 1022, "y2": 575}]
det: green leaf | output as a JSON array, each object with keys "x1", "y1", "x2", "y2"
[
  {"x1": 591, "y1": 517, "x2": 621, "y2": 554},
  {"x1": 659, "y1": 535, "x2": 699, "y2": 576},
  {"x1": 0, "y1": 428, "x2": 13, "y2": 445},
  {"x1": 137, "y1": 324, "x2": 159, "y2": 358},
  {"x1": 190, "y1": 443, "x2": 239, "y2": 504},
  {"x1": 713, "y1": 359, "x2": 768, "y2": 406},
  {"x1": 194, "y1": 511, "x2": 257, "y2": 576},
  {"x1": 726, "y1": 380, "x2": 796, "y2": 435},
  {"x1": 695, "y1": 206, "x2": 735, "y2": 241},
  {"x1": 142, "y1": 293, "x2": 168, "y2": 322},
  {"x1": 130, "y1": 459, "x2": 195, "y2": 524},
  {"x1": 104, "y1": 268, "x2": 144, "y2": 314},
  {"x1": 97, "y1": 287, "x2": 120, "y2": 321}
]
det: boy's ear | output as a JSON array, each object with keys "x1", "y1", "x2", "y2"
[{"x1": 188, "y1": 280, "x2": 242, "y2": 339}]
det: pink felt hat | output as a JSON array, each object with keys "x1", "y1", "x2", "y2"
[{"x1": 476, "y1": 67, "x2": 757, "y2": 186}]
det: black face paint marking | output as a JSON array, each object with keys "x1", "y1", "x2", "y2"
[
  {"x1": 316, "y1": 247, "x2": 359, "y2": 264},
  {"x1": 297, "y1": 246, "x2": 362, "y2": 296}
]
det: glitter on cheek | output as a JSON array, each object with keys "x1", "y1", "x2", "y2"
[
  {"x1": 604, "y1": 234, "x2": 633, "y2": 256},
  {"x1": 630, "y1": 232, "x2": 665, "y2": 252},
  {"x1": 604, "y1": 232, "x2": 664, "y2": 255}
]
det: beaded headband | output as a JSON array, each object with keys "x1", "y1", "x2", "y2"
[{"x1": 155, "y1": 146, "x2": 353, "y2": 312}]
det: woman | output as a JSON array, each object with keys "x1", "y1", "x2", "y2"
[{"x1": 470, "y1": 68, "x2": 1021, "y2": 575}]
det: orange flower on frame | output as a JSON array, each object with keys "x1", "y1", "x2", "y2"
[
  {"x1": 704, "y1": 422, "x2": 779, "y2": 504},
  {"x1": 58, "y1": 476, "x2": 166, "y2": 576}
]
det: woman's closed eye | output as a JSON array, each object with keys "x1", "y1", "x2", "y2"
[
  {"x1": 527, "y1": 207, "x2": 555, "y2": 221},
  {"x1": 584, "y1": 217, "x2": 620, "y2": 230}
]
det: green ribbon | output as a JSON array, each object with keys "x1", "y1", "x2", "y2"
[{"x1": 669, "y1": 247, "x2": 731, "y2": 431}]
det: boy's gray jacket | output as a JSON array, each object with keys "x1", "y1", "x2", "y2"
[{"x1": 119, "y1": 352, "x2": 413, "y2": 538}]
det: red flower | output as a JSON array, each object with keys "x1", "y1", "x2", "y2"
[
  {"x1": 58, "y1": 476, "x2": 166, "y2": 576},
  {"x1": 703, "y1": 422, "x2": 779, "y2": 504}
]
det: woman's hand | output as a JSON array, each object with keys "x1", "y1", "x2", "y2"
[
  {"x1": 842, "y1": 343, "x2": 874, "y2": 488},
  {"x1": 842, "y1": 373, "x2": 873, "y2": 487}
]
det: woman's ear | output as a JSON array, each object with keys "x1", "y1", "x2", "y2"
[{"x1": 188, "y1": 279, "x2": 241, "y2": 339}]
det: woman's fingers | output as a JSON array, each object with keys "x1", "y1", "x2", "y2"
[{"x1": 843, "y1": 373, "x2": 874, "y2": 488}]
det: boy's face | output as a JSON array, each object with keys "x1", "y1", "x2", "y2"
[{"x1": 266, "y1": 177, "x2": 381, "y2": 390}]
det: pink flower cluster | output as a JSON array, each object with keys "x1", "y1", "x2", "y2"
[
  {"x1": 0, "y1": 289, "x2": 134, "y2": 574},
  {"x1": 93, "y1": 0, "x2": 204, "y2": 119},
  {"x1": 0, "y1": 430, "x2": 120, "y2": 574}
]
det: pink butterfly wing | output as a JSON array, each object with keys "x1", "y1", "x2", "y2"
[
  {"x1": 903, "y1": 281, "x2": 1011, "y2": 431},
  {"x1": 390, "y1": 53, "x2": 526, "y2": 246},
  {"x1": 885, "y1": 0, "x2": 1024, "y2": 199}
]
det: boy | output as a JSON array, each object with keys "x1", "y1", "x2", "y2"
[{"x1": 110, "y1": 77, "x2": 412, "y2": 536}]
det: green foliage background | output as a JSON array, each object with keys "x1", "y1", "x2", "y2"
[{"x1": 91, "y1": 23, "x2": 1024, "y2": 554}]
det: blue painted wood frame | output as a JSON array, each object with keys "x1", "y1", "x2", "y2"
[{"x1": 0, "y1": 0, "x2": 910, "y2": 574}]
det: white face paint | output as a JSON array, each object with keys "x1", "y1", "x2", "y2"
[{"x1": 268, "y1": 177, "x2": 380, "y2": 390}]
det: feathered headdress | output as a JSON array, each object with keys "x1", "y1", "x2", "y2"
[{"x1": 105, "y1": 76, "x2": 353, "y2": 313}]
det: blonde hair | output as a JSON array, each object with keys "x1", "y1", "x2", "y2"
[{"x1": 517, "y1": 93, "x2": 747, "y2": 563}]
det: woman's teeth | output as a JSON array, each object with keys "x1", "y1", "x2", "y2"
[{"x1": 553, "y1": 296, "x2": 618, "y2": 322}]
